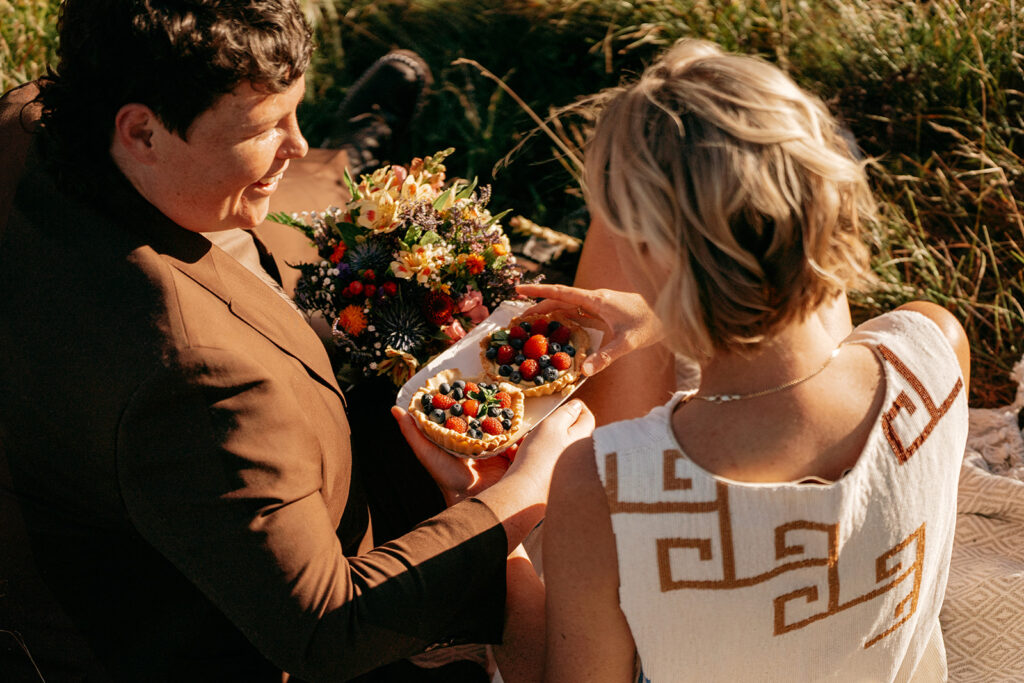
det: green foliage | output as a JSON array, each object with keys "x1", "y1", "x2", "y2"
[
  {"x1": 5, "y1": 0, "x2": 1023, "y2": 404},
  {"x1": 0, "y1": 0, "x2": 59, "y2": 93}
]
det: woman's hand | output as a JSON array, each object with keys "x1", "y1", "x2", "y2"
[
  {"x1": 516, "y1": 283, "x2": 664, "y2": 377},
  {"x1": 391, "y1": 406, "x2": 516, "y2": 507}
]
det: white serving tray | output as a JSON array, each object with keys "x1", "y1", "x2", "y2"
[{"x1": 396, "y1": 300, "x2": 602, "y2": 458}]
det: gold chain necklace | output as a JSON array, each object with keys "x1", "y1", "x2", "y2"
[{"x1": 694, "y1": 346, "x2": 843, "y2": 404}]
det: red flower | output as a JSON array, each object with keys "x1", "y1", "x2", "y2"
[
  {"x1": 329, "y1": 242, "x2": 347, "y2": 264},
  {"x1": 363, "y1": 269, "x2": 376, "y2": 282},
  {"x1": 380, "y1": 281, "x2": 398, "y2": 297},
  {"x1": 423, "y1": 290, "x2": 456, "y2": 325}
]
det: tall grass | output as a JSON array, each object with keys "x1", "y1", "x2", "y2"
[{"x1": 4, "y1": 0, "x2": 1022, "y2": 406}]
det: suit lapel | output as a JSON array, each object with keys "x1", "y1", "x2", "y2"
[
  {"x1": 103, "y1": 174, "x2": 344, "y2": 402},
  {"x1": 170, "y1": 243, "x2": 344, "y2": 401}
]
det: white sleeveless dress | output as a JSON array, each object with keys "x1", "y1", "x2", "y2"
[{"x1": 594, "y1": 310, "x2": 968, "y2": 682}]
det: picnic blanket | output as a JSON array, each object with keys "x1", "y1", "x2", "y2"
[{"x1": 941, "y1": 357, "x2": 1024, "y2": 681}]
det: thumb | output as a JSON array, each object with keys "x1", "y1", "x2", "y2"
[{"x1": 581, "y1": 345, "x2": 619, "y2": 376}]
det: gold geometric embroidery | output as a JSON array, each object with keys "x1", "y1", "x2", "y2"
[
  {"x1": 605, "y1": 451, "x2": 927, "y2": 648},
  {"x1": 878, "y1": 344, "x2": 962, "y2": 464},
  {"x1": 662, "y1": 449, "x2": 693, "y2": 491}
]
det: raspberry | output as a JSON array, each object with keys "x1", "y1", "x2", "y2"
[
  {"x1": 431, "y1": 394, "x2": 456, "y2": 410},
  {"x1": 523, "y1": 334, "x2": 548, "y2": 360},
  {"x1": 481, "y1": 417, "x2": 504, "y2": 435},
  {"x1": 549, "y1": 325, "x2": 572, "y2": 345},
  {"x1": 495, "y1": 391, "x2": 512, "y2": 409},
  {"x1": 465, "y1": 382, "x2": 480, "y2": 395},
  {"x1": 530, "y1": 319, "x2": 548, "y2": 336},
  {"x1": 445, "y1": 417, "x2": 468, "y2": 433},
  {"x1": 496, "y1": 344, "x2": 516, "y2": 365},
  {"x1": 461, "y1": 399, "x2": 479, "y2": 418},
  {"x1": 550, "y1": 352, "x2": 572, "y2": 370},
  {"x1": 519, "y1": 358, "x2": 539, "y2": 381},
  {"x1": 508, "y1": 325, "x2": 529, "y2": 341}
]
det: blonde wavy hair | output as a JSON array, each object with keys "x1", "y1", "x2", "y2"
[{"x1": 584, "y1": 39, "x2": 877, "y2": 361}]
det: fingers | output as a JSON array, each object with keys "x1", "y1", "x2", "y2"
[
  {"x1": 516, "y1": 283, "x2": 587, "y2": 303},
  {"x1": 518, "y1": 299, "x2": 578, "y2": 318},
  {"x1": 391, "y1": 406, "x2": 456, "y2": 476},
  {"x1": 581, "y1": 348, "x2": 614, "y2": 376}
]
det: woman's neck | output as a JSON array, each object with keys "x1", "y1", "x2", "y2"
[{"x1": 695, "y1": 306, "x2": 846, "y2": 401}]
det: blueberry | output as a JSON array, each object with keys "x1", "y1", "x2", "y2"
[
  {"x1": 499, "y1": 364, "x2": 512, "y2": 377},
  {"x1": 514, "y1": 353, "x2": 526, "y2": 365},
  {"x1": 538, "y1": 354, "x2": 550, "y2": 367},
  {"x1": 450, "y1": 403, "x2": 463, "y2": 416},
  {"x1": 543, "y1": 366, "x2": 558, "y2": 381},
  {"x1": 420, "y1": 394, "x2": 433, "y2": 410},
  {"x1": 510, "y1": 371, "x2": 522, "y2": 383},
  {"x1": 452, "y1": 380, "x2": 466, "y2": 390},
  {"x1": 565, "y1": 344, "x2": 576, "y2": 356},
  {"x1": 430, "y1": 409, "x2": 445, "y2": 424},
  {"x1": 469, "y1": 418, "x2": 480, "y2": 428},
  {"x1": 549, "y1": 342, "x2": 562, "y2": 353},
  {"x1": 485, "y1": 347, "x2": 498, "y2": 360},
  {"x1": 503, "y1": 408, "x2": 515, "y2": 420},
  {"x1": 547, "y1": 320, "x2": 561, "y2": 332},
  {"x1": 438, "y1": 382, "x2": 451, "y2": 395},
  {"x1": 534, "y1": 376, "x2": 546, "y2": 385},
  {"x1": 488, "y1": 406, "x2": 501, "y2": 418},
  {"x1": 469, "y1": 429, "x2": 482, "y2": 439},
  {"x1": 502, "y1": 419, "x2": 512, "y2": 430},
  {"x1": 510, "y1": 338, "x2": 524, "y2": 349},
  {"x1": 451, "y1": 388, "x2": 464, "y2": 400},
  {"x1": 520, "y1": 321, "x2": 531, "y2": 333}
]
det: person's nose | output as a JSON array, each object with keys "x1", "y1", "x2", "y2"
[{"x1": 278, "y1": 113, "x2": 309, "y2": 160}]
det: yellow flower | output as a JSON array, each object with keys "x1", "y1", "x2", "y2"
[
  {"x1": 336, "y1": 304, "x2": 368, "y2": 336},
  {"x1": 390, "y1": 243, "x2": 450, "y2": 284},
  {"x1": 353, "y1": 191, "x2": 400, "y2": 233},
  {"x1": 377, "y1": 348, "x2": 420, "y2": 387}
]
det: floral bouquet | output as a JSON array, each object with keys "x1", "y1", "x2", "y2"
[{"x1": 270, "y1": 149, "x2": 528, "y2": 389}]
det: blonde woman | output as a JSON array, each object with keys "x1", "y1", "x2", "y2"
[{"x1": 520, "y1": 39, "x2": 969, "y2": 682}]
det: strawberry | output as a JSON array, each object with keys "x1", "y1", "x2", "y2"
[
  {"x1": 461, "y1": 399, "x2": 479, "y2": 418},
  {"x1": 508, "y1": 325, "x2": 529, "y2": 341},
  {"x1": 465, "y1": 382, "x2": 480, "y2": 395},
  {"x1": 445, "y1": 417, "x2": 468, "y2": 433},
  {"x1": 549, "y1": 325, "x2": 572, "y2": 345},
  {"x1": 518, "y1": 358, "x2": 539, "y2": 381},
  {"x1": 481, "y1": 417, "x2": 504, "y2": 435},
  {"x1": 495, "y1": 391, "x2": 512, "y2": 409},
  {"x1": 523, "y1": 334, "x2": 548, "y2": 360},
  {"x1": 530, "y1": 319, "x2": 548, "y2": 336},
  {"x1": 496, "y1": 344, "x2": 516, "y2": 365},
  {"x1": 431, "y1": 394, "x2": 456, "y2": 410},
  {"x1": 550, "y1": 352, "x2": 572, "y2": 370}
]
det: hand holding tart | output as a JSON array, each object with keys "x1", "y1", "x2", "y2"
[
  {"x1": 479, "y1": 311, "x2": 589, "y2": 397},
  {"x1": 409, "y1": 369, "x2": 525, "y2": 457}
]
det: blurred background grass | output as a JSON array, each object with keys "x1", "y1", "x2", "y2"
[{"x1": 4, "y1": 0, "x2": 1022, "y2": 407}]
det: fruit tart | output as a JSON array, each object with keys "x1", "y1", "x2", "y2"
[
  {"x1": 409, "y1": 369, "x2": 525, "y2": 457},
  {"x1": 479, "y1": 311, "x2": 589, "y2": 397}
]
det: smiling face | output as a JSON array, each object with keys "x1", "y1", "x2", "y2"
[{"x1": 139, "y1": 76, "x2": 309, "y2": 233}]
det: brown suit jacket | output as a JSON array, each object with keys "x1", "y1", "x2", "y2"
[{"x1": 0, "y1": 83, "x2": 505, "y2": 682}]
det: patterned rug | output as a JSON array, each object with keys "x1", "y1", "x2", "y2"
[{"x1": 941, "y1": 357, "x2": 1024, "y2": 681}]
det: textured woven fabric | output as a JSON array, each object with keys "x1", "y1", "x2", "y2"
[
  {"x1": 940, "y1": 356, "x2": 1024, "y2": 682},
  {"x1": 594, "y1": 310, "x2": 968, "y2": 682}
]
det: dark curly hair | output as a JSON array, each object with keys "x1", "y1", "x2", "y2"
[{"x1": 37, "y1": 0, "x2": 312, "y2": 184}]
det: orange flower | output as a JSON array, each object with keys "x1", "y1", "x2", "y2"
[
  {"x1": 336, "y1": 304, "x2": 368, "y2": 336},
  {"x1": 462, "y1": 253, "x2": 486, "y2": 275},
  {"x1": 492, "y1": 243, "x2": 508, "y2": 257},
  {"x1": 329, "y1": 242, "x2": 347, "y2": 264}
]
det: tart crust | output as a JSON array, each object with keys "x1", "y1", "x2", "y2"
[
  {"x1": 409, "y1": 369, "x2": 526, "y2": 457},
  {"x1": 479, "y1": 311, "x2": 590, "y2": 397}
]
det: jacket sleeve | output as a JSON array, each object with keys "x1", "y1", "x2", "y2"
[{"x1": 116, "y1": 345, "x2": 507, "y2": 681}]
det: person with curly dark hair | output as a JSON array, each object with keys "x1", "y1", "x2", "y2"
[{"x1": 0, "y1": 2, "x2": 589, "y2": 681}]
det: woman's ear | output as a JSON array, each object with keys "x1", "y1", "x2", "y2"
[{"x1": 111, "y1": 103, "x2": 159, "y2": 165}]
